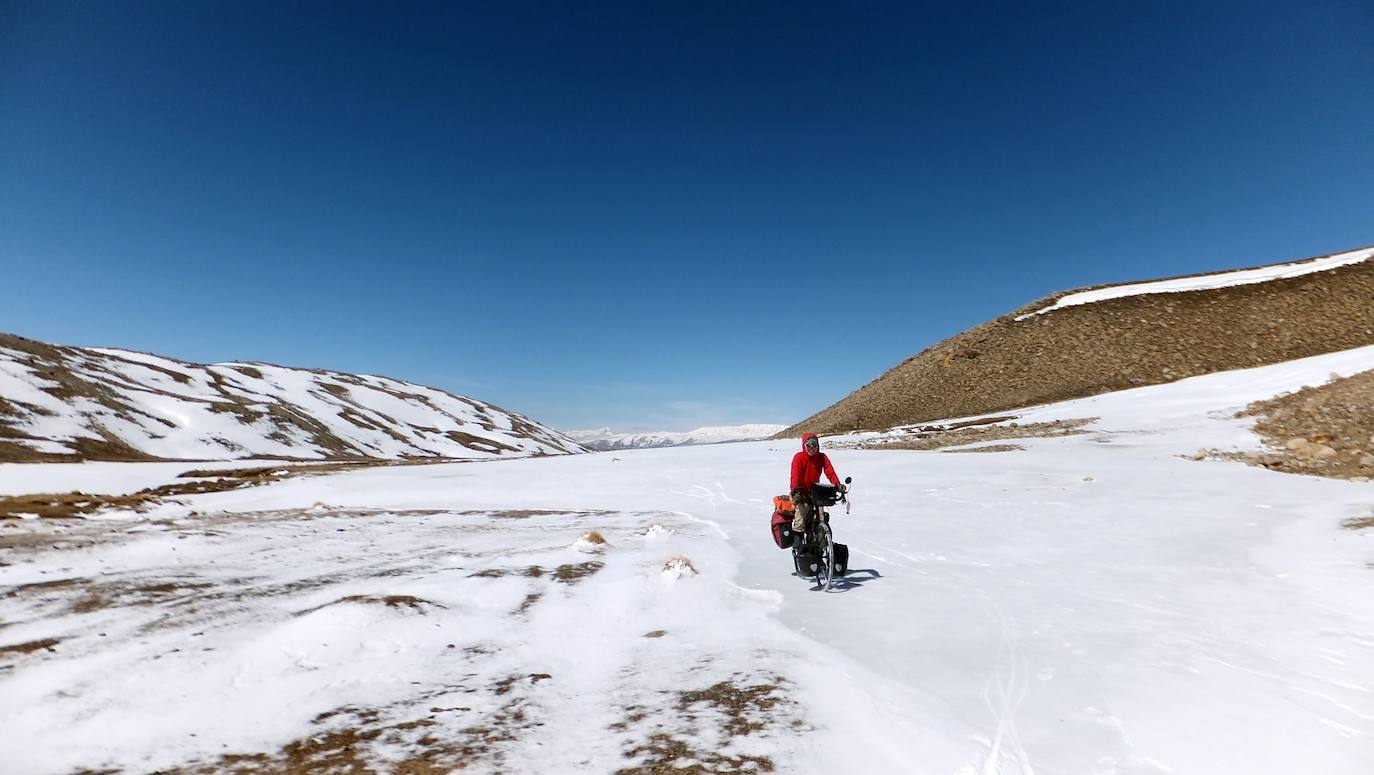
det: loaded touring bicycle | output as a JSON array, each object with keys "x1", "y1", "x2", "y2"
[{"x1": 770, "y1": 477, "x2": 852, "y2": 590}]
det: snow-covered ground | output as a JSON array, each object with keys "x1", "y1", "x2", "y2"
[
  {"x1": 1017, "y1": 244, "x2": 1374, "y2": 319},
  {"x1": 3, "y1": 348, "x2": 1374, "y2": 774},
  {"x1": 567, "y1": 424, "x2": 787, "y2": 450}
]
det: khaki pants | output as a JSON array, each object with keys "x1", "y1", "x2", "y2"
[{"x1": 790, "y1": 488, "x2": 813, "y2": 534}]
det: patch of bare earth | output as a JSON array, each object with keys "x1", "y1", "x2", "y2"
[
  {"x1": 1342, "y1": 515, "x2": 1374, "y2": 530},
  {"x1": 0, "y1": 491, "x2": 162, "y2": 519},
  {"x1": 835, "y1": 416, "x2": 1095, "y2": 451},
  {"x1": 298, "y1": 595, "x2": 444, "y2": 615},
  {"x1": 1197, "y1": 369, "x2": 1374, "y2": 481},
  {"x1": 941, "y1": 443, "x2": 1025, "y2": 454},
  {"x1": 553, "y1": 561, "x2": 604, "y2": 584},
  {"x1": 0, "y1": 636, "x2": 61, "y2": 656},
  {"x1": 171, "y1": 672, "x2": 558, "y2": 774},
  {"x1": 614, "y1": 676, "x2": 794, "y2": 774}
]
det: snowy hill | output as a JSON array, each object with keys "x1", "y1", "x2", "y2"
[
  {"x1": 0, "y1": 333, "x2": 585, "y2": 462},
  {"x1": 567, "y1": 423, "x2": 787, "y2": 450},
  {"x1": 786, "y1": 243, "x2": 1374, "y2": 435},
  {"x1": 3, "y1": 346, "x2": 1374, "y2": 774}
]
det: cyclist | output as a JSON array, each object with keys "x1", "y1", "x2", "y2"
[{"x1": 790, "y1": 433, "x2": 846, "y2": 538}]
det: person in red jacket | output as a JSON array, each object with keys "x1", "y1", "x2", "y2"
[{"x1": 790, "y1": 432, "x2": 845, "y2": 535}]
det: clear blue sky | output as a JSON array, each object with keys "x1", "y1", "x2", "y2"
[{"x1": 2, "y1": 1, "x2": 1371, "y2": 432}]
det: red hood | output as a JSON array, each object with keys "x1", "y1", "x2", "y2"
[{"x1": 801, "y1": 433, "x2": 819, "y2": 455}]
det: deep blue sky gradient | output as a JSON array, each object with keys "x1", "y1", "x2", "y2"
[{"x1": 3, "y1": 1, "x2": 1372, "y2": 430}]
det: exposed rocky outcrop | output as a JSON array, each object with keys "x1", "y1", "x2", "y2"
[
  {"x1": 782, "y1": 245, "x2": 1374, "y2": 436},
  {"x1": 1220, "y1": 368, "x2": 1374, "y2": 480}
]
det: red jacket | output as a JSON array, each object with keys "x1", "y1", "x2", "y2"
[{"x1": 791, "y1": 433, "x2": 840, "y2": 492}]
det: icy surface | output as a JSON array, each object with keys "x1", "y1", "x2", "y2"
[
  {"x1": 3, "y1": 348, "x2": 1374, "y2": 774},
  {"x1": 1018, "y1": 245, "x2": 1374, "y2": 319}
]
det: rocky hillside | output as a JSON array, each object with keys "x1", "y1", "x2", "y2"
[
  {"x1": 784, "y1": 244, "x2": 1374, "y2": 435},
  {"x1": 0, "y1": 334, "x2": 586, "y2": 462}
]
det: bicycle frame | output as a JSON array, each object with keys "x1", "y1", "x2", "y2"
[{"x1": 792, "y1": 480, "x2": 847, "y2": 590}]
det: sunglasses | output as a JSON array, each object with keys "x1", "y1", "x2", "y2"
[{"x1": 804, "y1": 440, "x2": 819, "y2": 448}]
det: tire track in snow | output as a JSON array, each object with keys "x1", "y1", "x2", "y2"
[{"x1": 977, "y1": 593, "x2": 1037, "y2": 775}]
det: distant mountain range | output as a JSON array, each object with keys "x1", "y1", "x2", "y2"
[
  {"x1": 567, "y1": 424, "x2": 788, "y2": 451},
  {"x1": 784, "y1": 244, "x2": 1374, "y2": 435},
  {"x1": 0, "y1": 333, "x2": 586, "y2": 462}
]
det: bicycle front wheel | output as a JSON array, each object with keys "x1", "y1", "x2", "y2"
[{"x1": 816, "y1": 522, "x2": 835, "y2": 590}]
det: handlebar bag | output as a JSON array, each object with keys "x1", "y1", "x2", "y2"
[
  {"x1": 811, "y1": 483, "x2": 840, "y2": 507},
  {"x1": 770, "y1": 510, "x2": 794, "y2": 549}
]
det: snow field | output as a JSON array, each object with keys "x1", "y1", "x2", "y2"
[{"x1": 3, "y1": 346, "x2": 1374, "y2": 773}]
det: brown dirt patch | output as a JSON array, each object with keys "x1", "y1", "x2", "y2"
[
  {"x1": 614, "y1": 677, "x2": 790, "y2": 774},
  {"x1": 1342, "y1": 515, "x2": 1374, "y2": 530},
  {"x1": 941, "y1": 443, "x2": 1025, "y2": 453},
  {"x1": 553, "y1": 561, "x2": 604, "y2": 584},
  {"x1": 300, "y1": 595, "x2": 442, "y2": 615},
  {"x1": 514, "y1": 591, "x2": 543, "y2": 615},
  {"x1": 679, "y1": 681, "x2": 786, "y2": 737},
  {"x1": 0, "y1": 491, "x2": 161, "y2": 519},
  {"x1": 174, "y1": 668, "x2": 557, "y2": 774},
  {"x1": 469, "y1": 565, "x2": 545, "y2": 580},
  {"x1": 0, "y1": 637, "x2": 61, "y2": 656}
]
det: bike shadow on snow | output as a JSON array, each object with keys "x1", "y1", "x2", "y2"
[{"x1": 797, "y1": 567, "x2": 881, "y2": 592}]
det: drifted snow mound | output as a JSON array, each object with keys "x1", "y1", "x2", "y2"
[
  {"x1": 0, "y1": 333, "x2": 586, "y2": 462},
  {"x1": 568, "y1": 424, "x2": 787, "y2": 451}
]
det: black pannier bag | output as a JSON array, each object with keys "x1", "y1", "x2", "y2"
[
  {"x1": 832, "y1": 543, "x2": 849, "y2": 577},
  {"x1": 811, "y1": 483, "x2": 840, "y2": 507},
  {"x1": 793, "y1": 546, "x2": 820, "y2": 576}
]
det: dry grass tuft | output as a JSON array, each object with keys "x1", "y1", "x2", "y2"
[
  {"x1": 613, "y1": 677, "x2": 790, "y2": 774},
  {"x1": 514, "y1": 592, "x2": 543, "y2": 615},
  {"x1": 617, "y1": 733, "x2": 774, "y2": 774},
  {"x1": 1342, "y1": 515, "x2": 1374, "y2": 530},
  {"x1": 579, "y1": 530, "x2": 607, "y2": 545},
  {"x1": 662, "y1": 556, "x2": 697, "y2": 576},
  {"x1": 679, "y1": 680, "x2": 786, "y2": 737}
]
